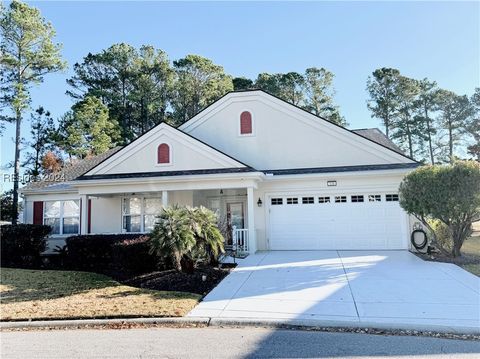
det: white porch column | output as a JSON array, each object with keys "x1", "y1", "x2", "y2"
[
  {"x1": 80, "y1": 194, "x2": 88, "y2": 234},
  {"x1": 162, "y1": 190, "x2": 169, "y2": 207},
  {"x1": 247, "y1": 187, "x2": 256, "y2": 253}
]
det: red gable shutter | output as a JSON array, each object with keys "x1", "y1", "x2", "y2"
[
  {"x1": 157, "y1": 143, "x2": 170, "y2": 164},
  {"x1": 88, "y1": 199, "x2": 92, "y2": 234},
  {"x1": 240, "y1": 111, "x2": 252, "y2": 134},
  {"x1": 33, "y1": 201, "x2": 44, "y2": 225}
]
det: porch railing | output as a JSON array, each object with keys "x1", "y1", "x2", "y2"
[{"x1": 230, "y1": 226, "x2": 249, "y2": 252}]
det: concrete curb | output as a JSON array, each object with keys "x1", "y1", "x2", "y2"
[
  {"x1": 208, "y1": 318, "x2": 480, "y2": 336},
  {"x1": 0, "y1": 317, "x2": 210, "y2": 330},
  {"x1": 1, "y1": 316, "x2": 478, "y2": 336}
]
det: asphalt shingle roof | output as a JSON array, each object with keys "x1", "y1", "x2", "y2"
[
  {"x1": 352, "y1": 128, "x2": 404, "y2": 154},
  {"x1": 20, "y1": 147, "x2": 122, "y2": 192},
  {"x1": 263, "y1": 163, "x2": 419, "y2": 176}
]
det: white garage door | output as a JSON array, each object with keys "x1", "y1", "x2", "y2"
[{"x1": 268, "y1": 193, "x2": 408, "y2": 250}]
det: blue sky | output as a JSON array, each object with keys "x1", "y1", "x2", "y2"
[{"x1": 1, "y1": 1, "x2": 479, "y2": 190}]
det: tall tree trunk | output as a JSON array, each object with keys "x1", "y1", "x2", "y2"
[
  {"x1": 12, "y1": 110, "x2": 22, "y2": 225},
  {"x1": 424, "y1": 105, "x2": 435, "y2": 165},
  {"x1": 452, "y1": 236, "x2": 462, "y2": 257},
  {"x1": 384, "y1": 114, "x2": 390, "y2": 139},
  {"x1": 173, "y1": 251, "x2": 182, "y2": 272},
  {"x1": 406, "y1": 121, "x2": 414, "y2": 159},
  {"x1": 448, "y1": 118, "x2": 454, "y2": 163}
]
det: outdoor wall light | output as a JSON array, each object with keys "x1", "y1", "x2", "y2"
[
  {"x1": 327, "y1": 180, "x2": 337, "y2": 187},
  {"x1": 257, "y1": 198, "x2": 263, "y2": 207}
]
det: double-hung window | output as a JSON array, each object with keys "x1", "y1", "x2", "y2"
[
  {"x1": 44, "y1": 200, "x2": 80, "y2": 235},
  {"x1": 144, "y1": 198, "x2": 163, "y2": 231},
  {"x1": 122, "y1": 197, "x2": 162, "y2": 233}
]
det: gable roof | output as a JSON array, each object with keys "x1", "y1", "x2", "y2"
[
  {"x1": 352, "y1": 128, "x2": 403, "y2": 154},
  {"x1": 82, "y1": 122, "x2": 250, "y2": 177},
  {"x1": 180, "y1": 89, "x2": 417, "y2": 164},
  {"x1": 21, "y1": 91, "x2": 417, "y2": 193}
]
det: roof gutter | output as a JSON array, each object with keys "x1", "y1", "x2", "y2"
[
  {"x1": 71, "y1": 171, "x2": 265, "y2": 188},
  {"x1": 20, "y1": 186, "x2": 78, "y2": 195}
]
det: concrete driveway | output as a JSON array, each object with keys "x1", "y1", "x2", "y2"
[{"x1": 188, "y1": 251, "x2": 480, "y2": 331}]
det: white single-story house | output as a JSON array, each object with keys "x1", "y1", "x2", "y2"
[{"x1": 21, "y1": 90, "x2": 419, "y2": 253}]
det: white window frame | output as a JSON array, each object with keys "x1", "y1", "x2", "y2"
[
  {"x1": 302, "y1": 196, "x2": 315, "y2": 204},
  {"x1": 43, "y1": 200, "x2": 80, "y2": 236},
  {"x1": 271, "y1": 198, "x2": 283, "y2": 205},
  {"x1": 368, "y1": 194, "x2": 382, "y2": 202},
  {"x1": 286, "y1": 197, "x2": 298, "y2": 205},
  {"x1": 386, "y1": 194, "x2": 399, "y2": 202},
  {"x1": 122, "y1": 196, "x2": 162, "y2": 233},
  {"x1": 351, "y1": 195, "x2": 364, "y2": 203},
  {"x1": 335, "y1": 195, "x2": 347, "y2": 203},
  {"x1": 318, "y1": 196, "x2": 331, "y2": 203}
]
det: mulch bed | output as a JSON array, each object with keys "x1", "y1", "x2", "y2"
[{"x1": 118, "y1": 265, "x2": 235, "y2": 296}]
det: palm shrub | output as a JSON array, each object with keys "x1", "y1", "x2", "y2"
[
  {"x1": 149, "y1": 206, "x2": 196, "y2": 272},
  {"x1": 149, "y1": 206, "x2": 225, "y2": 272},
  {"x1": 190, "y1": 206, "x2": 225, "y2": 265}
]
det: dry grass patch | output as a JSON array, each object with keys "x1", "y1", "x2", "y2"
[
  {"x1": 0, "y1": 268, "x2": 201, "y2": 321},
  {"x1": 461, "y1": 236, "x2": 480, "y2": 276}
]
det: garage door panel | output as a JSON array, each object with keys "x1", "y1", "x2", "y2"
[{"x1": 268, "y1": 193, "x2": 407, "y2": 250}]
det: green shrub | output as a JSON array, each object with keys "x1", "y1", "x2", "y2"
[
  {"x1": 149, "y1": 206, "x2": 225, "y2": 273},
  {"x1": 399, "y1": 161, "x2": 480, "y2": 257},
  {"x1": 428, "y1": 219, "x2": 453, "y2": 252},
  {"x1": 0, "y1": 224, "x2": 51, "y2": 268},
  {"x1": 65, "y1": 234, "x2": 156, "y2": 274},
  {"x1": 190, "y1": 206, "x2": 225, "y2": 266},
  {"x1": 149, "y1": 206, "x2": 196, "y2": 272}
]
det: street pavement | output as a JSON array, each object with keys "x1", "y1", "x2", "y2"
[{"x1": 1, "y1": 327, "x2": 479, "y2": 358}]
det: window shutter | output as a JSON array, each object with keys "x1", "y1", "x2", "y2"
[
  {"x1": 33, "y1": 201, "x2": 44, "y2": 225},
  {"x1": 157, "y1": 143, "x2": 170, "y2": 164},
  {"x1": 240, "y1": 111, "x2": 252, "y2": 134},
  {"x1": 88, "y1": 199, "x2": 92, "y2": 234}
]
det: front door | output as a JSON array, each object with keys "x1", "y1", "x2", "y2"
[
  {"x1": 227, "y1": 202, "x2": 245, "y2": 229},
  {"x1": 226, "y1": 202, "x2": 245, "y2": 246}
]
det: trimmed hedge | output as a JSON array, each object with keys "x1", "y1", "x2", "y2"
[
  {"x1": 0, "y1": 224, "x2": 51, "y2": 268},
  {"x1": 65, "y1": 234, "x2": 157, "y2": 274}
]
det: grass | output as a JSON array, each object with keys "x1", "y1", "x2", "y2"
[
  {"x1": 0, "y1": 268, "x2": 201, "y2": 321},
  {"x1": 461, "y1": 235, "x2": 480, "y2": 276}
]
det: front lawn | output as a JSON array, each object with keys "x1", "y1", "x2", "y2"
[
  {"x1": 0, "y1": 268, "x2": 201, "y2": 321},
  {"x1": 461, "y1": 236, "x2": 480, "y2": 276},
  {"x1": 416, "y1": 235, "x2": 480, "y2": 277}
]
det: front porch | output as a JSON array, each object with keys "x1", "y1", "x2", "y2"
[{"x1": 80, "y1": 186, "x2": 258, "y2": 254}]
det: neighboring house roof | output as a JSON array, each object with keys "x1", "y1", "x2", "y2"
[
  {"x1": 20, "y1": 147, "x2": 122, "y2": 193},
  {"x1": 352, "y1": 128, "x2": 403, "y2": 154}
]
